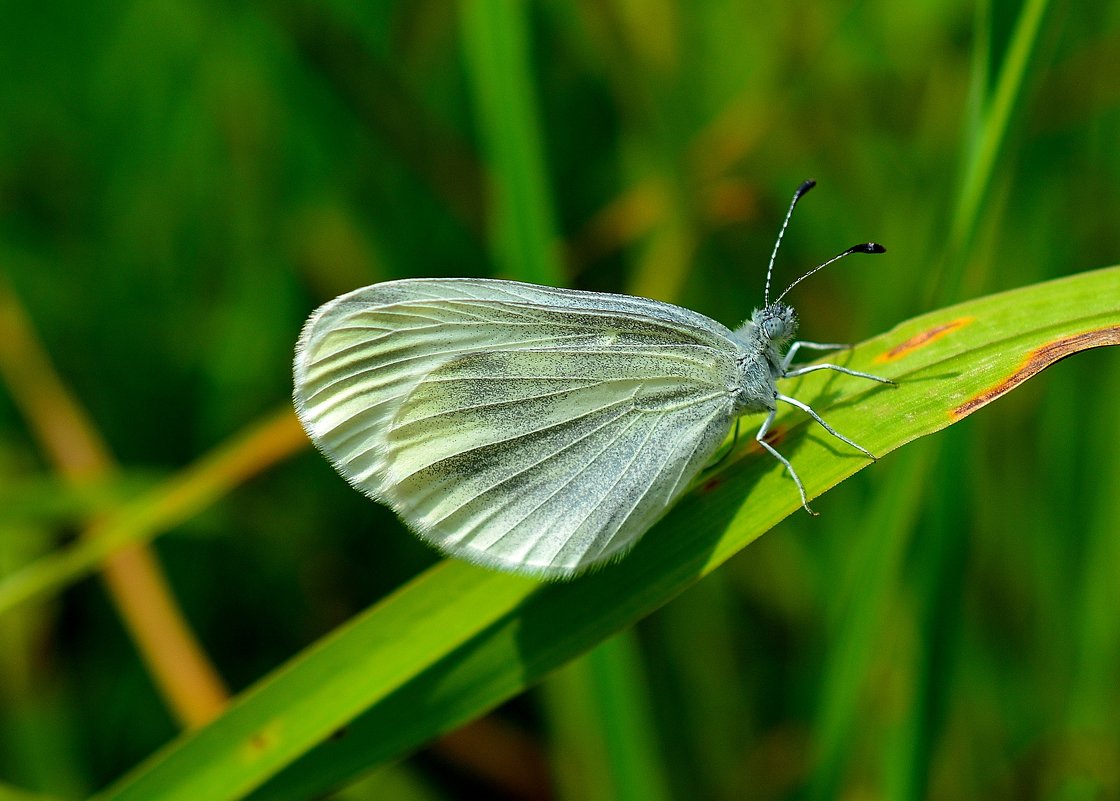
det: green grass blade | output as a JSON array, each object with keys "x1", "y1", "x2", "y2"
[
  {"x1": 544, "y1": 632, "x2": 671, "y2": 801},
  {"x1": 0, "y1": 784, "x2": 67, "y2": 801},
  {"x1": 938, "y1": 0, "x2": 1052, "y2": 298},
  {"x1": 460, "y1": 0, "x2": 564, "y2": 285},
  {"x1": 462, "y1": 8, "x2": 636, "y2": 797},
  {"x1": 807, "y1": 445, "x2": 931, "y2": 801},
  {"x1": 93, "y1": 266, "x2": 1120, "y2": 801},
  {"x1": 895, "y1": 1, "x2": 1054, "y2": 794},
  {"x1": 1065, "y1": 363, "x2": 1120, "y2": 725}
]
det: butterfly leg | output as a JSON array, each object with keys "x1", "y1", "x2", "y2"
[
  {"x1": 777, "y1": 393, "x2": 876, "y2": 460},
  {"x1": 756, "y1": 408, "x2": 816, "y2": 515},
  {"x1": 783, "y1": 362, "x2": 894, "y2": 384},
  {"x1": 781, "y1": 340, "x2": 850, "y2": 372},
  {"x1": 782, "y1": 340, "x2": 893, "y2": 384}
]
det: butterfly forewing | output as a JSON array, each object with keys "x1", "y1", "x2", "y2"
[{"x1": 294, "y1": 278, "x2": 742, "y2": 577}]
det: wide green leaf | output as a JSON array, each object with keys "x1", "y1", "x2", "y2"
[{"x1": 96, "y1": 266, "x2": 1120, "y2": 801}]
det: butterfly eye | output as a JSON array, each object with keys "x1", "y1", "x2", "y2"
[{"x1": 758, "y1": 305, "x2": 796, "y2": 342}]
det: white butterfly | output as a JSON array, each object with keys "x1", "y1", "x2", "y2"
[{"x1": 293, "y1": 181, "x2": 892, "y2": 578}]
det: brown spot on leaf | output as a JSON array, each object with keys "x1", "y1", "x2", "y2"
[
  {"x1": 243, "y1": 720, "x2": 283, "y2": 760},
  {"x1": 700, "y1": 476, "x2": 723, "y2": 493},
  {"x1": 951, "y1": 326, "x2": 1120, "y2": 420},
  {"x1": 876, "y1": 317, "x2": 973, "y2": 363}
]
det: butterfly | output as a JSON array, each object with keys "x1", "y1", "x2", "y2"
[{"x1": 293, "y1": 181, "x2": 891, "y2": 578}]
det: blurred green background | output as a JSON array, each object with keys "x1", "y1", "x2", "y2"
[{"x1": 2, "y1": 1, "x2": 1119, "y2": 799}]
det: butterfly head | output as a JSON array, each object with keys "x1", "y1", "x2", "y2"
[
  {"x1": 753, "y1": 303, "x2": 798, "y2": 345},
  {"x1": 756, "y1": 180, "x2": 884, "y2": 348}
]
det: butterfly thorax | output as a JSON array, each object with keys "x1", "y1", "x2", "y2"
[{"x1": 729, "y1": 303, "x2": 798, "y2": 414}]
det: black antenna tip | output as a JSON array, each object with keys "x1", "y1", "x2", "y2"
[
  {"x1": 795, "y1": 179, "x2": 817, "y2": 199},
  {"x1": 853, "y1": 242, "x2": 886, "y2": 254}
]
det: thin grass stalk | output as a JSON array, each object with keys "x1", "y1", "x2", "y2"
[{"x1": 0, "y1": 280, "x2": 229, "y2": 728}]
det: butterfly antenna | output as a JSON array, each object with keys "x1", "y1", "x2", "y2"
[
  {"x1": 764, "y1": 179, "x2": 817, "y2": 306},
  {"x1": 774, "y1": 242, "x2": 886, "y2": 305}
]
